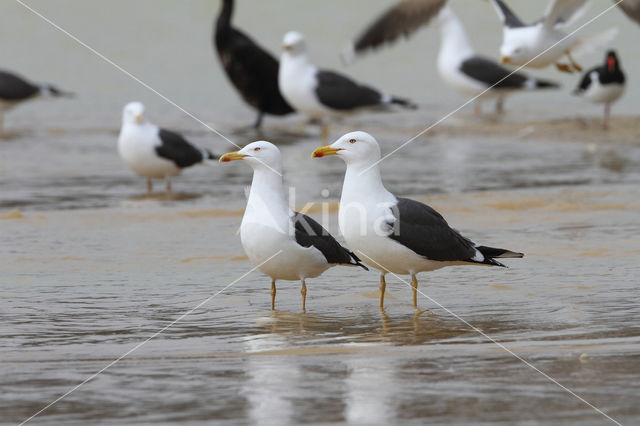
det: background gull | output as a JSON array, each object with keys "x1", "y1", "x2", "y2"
[
  {"x1": 118, "y1": 102, "x2": 217, "y2": 194},
  {"x1": 489, "y1": 0, "x2": 618, "y2": 73},
  {"x1": 436, "y1": 7, "x2": 559, "y2": 114},
  {"x1": 0, "y1": 69, "x2": 72, "y2": 136},
  {"x1": 279, "y1": 31, "x2": 415, "y2": 143}
]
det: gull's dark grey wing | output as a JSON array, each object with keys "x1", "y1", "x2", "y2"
[
  {"x1": 315, "y1": 70, "x2": 382, "y2": 110},
  {"x1": 387, "y1": 197, "x2": 478, "y2": 262},
  {"x1": 460, "y1": 57, "x2": 529, "y2": 88},
  {"x1": 349, "y1": 0, "x2": 447, "y2": 57},
  {"x1": 388, "y1": 197, "x2": 522, "y2": 265},
  {"x1": 155, "y1": 128, "x2": 215, "y2": 168},
  {"x1": 0, "y1": 70, "x2": 40, "y2": 101},
  {"x1": 293, "y1": 212, "x2": 368, "y2": 270},
  {"x1": 488, "y1": 0, "x2": 525, "y2": 28},
  {"x1": 617, "y1": 0, "x2": 640, "y2": 25}
]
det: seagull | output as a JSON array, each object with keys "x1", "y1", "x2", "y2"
[
  {"x1": 574, "y1": 50, "x2": 625, "y2": 130},
  {"x1": 436, "y1": 7, "x2": 559, "y2": 114},
  {"x1": 489, "y1": 0, "x2": 618, "y2": 73},
  {"x1": 341, "y1": 0, "x2": 631, "y2": 64},
  {"x1": 0, "y1": 69, "x2": 73, "y2": 135},
  {"x1": 118, "y1": 102, "x2": 217, "y2": 194},
  {"x1": 278, "y1": 31, "x2": 415, "y2": 143},
  {"x1": 312, "y1": 131, "x2": 523, "y2": 309},
  {"x1": 214, "y1": 0, "x2": 294, "y2": 129},
  {"x1": 219, "y1": 141, "x2": 368, "y2": 311}
]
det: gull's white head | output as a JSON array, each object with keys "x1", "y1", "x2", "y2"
[
  {"x1": 122, "y1": 101, "x2": 145, "y2": 125},
  {"x1": 312, "y1": 131, "x2": 381, "y2": 166},
  {"x1": 219, "y1": 141, "x2": 283, "y2": 173},
  {"x1": 282, "y1": 31, "x2": 307, "y2": 56},
  {"x1": 499, "y1": 30, "x2": 531, "y2": 65}
]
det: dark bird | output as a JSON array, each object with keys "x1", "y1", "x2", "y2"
[
  {"x1": 214, "y1": 0, "x2": 294, "y2": 129},
  {"x1": 0, "y1": 69, "x2": 73, "y2": 135},
  {"x1": 574, "y1": 50, "x2": 626, "y2": 130}
]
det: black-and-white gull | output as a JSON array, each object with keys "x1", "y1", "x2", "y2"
[
  {"x1": 312, "y1": 131, "x2": 523, "y2": 309},
  {"x1": 279, "y1": 31, "x2": 415, "y2": 142},
  {"x1": 489, "y1": 0, "x2": 618, "y2": 73},
  {"x1": 0, "y1": 69, "x2": 72, "y2": 135},
  {"x1": 574, "y1": 50, "x2": 625, "y2": 129},
  {"x1": 436, "y1": 7, "x2": 559, "y2": 114},
  {"x1": 219, "y1": 141, "x2": 367, "y2": 311},
  {"x1": 118, "y1": 102, "x2": 217, "y2": 194},
  {"x1": 214, "y1": 0, "x2": 293, "y2": 129}
]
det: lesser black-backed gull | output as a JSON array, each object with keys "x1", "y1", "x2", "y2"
[
  {"x1": 220, "y1": 141, "x2": 367, "y2": 311},
  {"x1": 313, "y1": 131, "x2": 523, "y2": 309},
  {"x1": 279, "y1": 31, "x2": 415, "y2": 142},
  {"x1": 118, "y1": 102, "x2": 217, "y2": 194},
  {"x1": 0, "y1": 69, "x2": 72, "y2": 135},
  {"x1": 436, "y1": 7, "x2": 558, "y2": 114}
]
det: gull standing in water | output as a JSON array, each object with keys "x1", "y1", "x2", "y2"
[
  {"x1": 313, "y1": 131, "x2": 523, "y2": 309},
  {"x1": 118, "y1": 102, "x2": 217, "y2": 194},
  {"x1": 279, "y1": 31, "x2": 414, "y2": 143},
  {"x1": 435, "y1": 7, "x2": 558, "y2": 114},
  {"x1": 0, "y1": 69, "x2": 72, "y2": 135},
  {"x1": 220, "y1": 141, "x2": 367, "y2": 311}
]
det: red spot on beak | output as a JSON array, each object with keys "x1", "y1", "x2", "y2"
[
  {"x1": 221, "y1": 157, "x2": 230, "y2": 162},
  {"x1": 313, "y1": 152, "x2": 324, "y2": 158}
]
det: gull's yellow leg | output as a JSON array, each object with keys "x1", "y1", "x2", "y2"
[
  {"x1": 300, "y1": 279, "x2": 307, "y2": 312},
  {"x1": 411, "y1": 273, "x2": 418, "y2": 308},
  {"x1": 146, "y1": 178, "x2": 152, "y2": 194},
  {"x1": 555, "y1": 62, "x2": 573, "y2": 73},
  {"x1": 379, "y1": 273, "x2": 387, "y2": 309},
  {"x1": 165, "y1": 178, "x2": 172, "y2": 195},
  {"x1": 270, "y1": 279, "x2": 276, "y2": 311},
  {"x1": 567, "y1": 51, "x2": 582, "y2": 72}
]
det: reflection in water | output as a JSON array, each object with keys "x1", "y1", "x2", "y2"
[{"x1": 242, "y1": 333, "x2": 296, "y2": 426}]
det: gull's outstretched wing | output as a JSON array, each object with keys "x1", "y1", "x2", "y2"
[{"x1": 342, "y1": 0, "x2": 447, "y2": 63}]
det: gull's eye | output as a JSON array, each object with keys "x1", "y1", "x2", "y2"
[
  {"x1": 349, "y1": 138, "x2": 356, "y2": 144},
  {"x1": 254, "y1": 147, "x2": 261, "y2": 152}
]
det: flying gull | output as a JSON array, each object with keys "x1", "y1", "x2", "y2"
[
  {"x1": 574, "y1": 50, "x2": 625, "y2": 129},
  {"x1": 279, "y1": 31, "x2": 415, "y2": 143},
  {"x1": 341, "y1": 0, "x2": 632, "y2": 64},
  {"x1": 214, "y1": 0, "x2": 293, "y2": 129},
  {"x1": 118, "y1": 102, "x2": 217, "y2": 194},
  {"x1": 0, "y1": 69, "x2": 72, "y2": 135},
  {"x1": 489, "y1": 0, "x2": 618, "y2": 73},
  {"x1": 313, "y1": 131, "x2": 523, "y2": 309},
  {"x1": 219, "y1": 141, "x2": 367, "y2": 311},
  {"x1": 436, "y1": 7, "x2": 558, "y2": 114}
]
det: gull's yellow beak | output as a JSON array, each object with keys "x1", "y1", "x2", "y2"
[
  {"x1": 135, "y1": 114, "x2": 143, "y2": 123},
  {"x1": 283, "y1": 44, "x2": 293, "y2": 51},
  {"x1": 219, "y1": 151, "x2": 247, "y2": 162},
  {"x1": 312, "y1": 145, "x2": 342, "y2": 158},
  {"x1": 501, "y1": 56, "x2": 511, "y2": 64}
]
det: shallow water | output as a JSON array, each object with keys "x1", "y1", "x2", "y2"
[{"x1": 1, "y1": 1, "x2": 640, "y2": 425}]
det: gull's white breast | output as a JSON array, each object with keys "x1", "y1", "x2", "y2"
[{"x1": 118, "y1": 124, "x2": 180, "y2": 179}]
